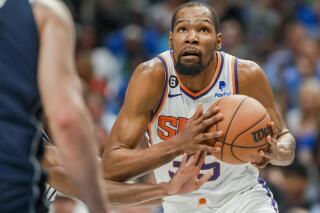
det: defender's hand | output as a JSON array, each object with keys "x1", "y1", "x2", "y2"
[
  {"x1": 165, "y1": 152, "x2": 211, "y2": 195},
  {"x1": 172, "y1": 104, "x2": 223, "y2": 155}
]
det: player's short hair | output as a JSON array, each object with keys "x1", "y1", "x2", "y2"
[{"x1": 171, "y1": 2, "x2": 220, "y2": 33}]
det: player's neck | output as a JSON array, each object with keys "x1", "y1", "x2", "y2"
[{"x1": 177, "y1": 55, "x2": 217, "y2": 93}]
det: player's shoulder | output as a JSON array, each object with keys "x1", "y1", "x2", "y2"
[
  {"x1": 33, "y1": 0, "x2": 73, "y2": 31},
  {"x1": 237, "y1": 58, "x2": 266, "y2": 83},
  {"x1": 237, "y1": 58, "x2": 263, "y2": 76},
  {"x1": 135, "y1": 57, "x2": 164, "y2": 77},
  {"x1": 235, "y1": 57, "x2": 270, "y2": 95},
  {"x1": 132, "y1": 56, "x2": 165, "y2": 84},
  {"x1": 126, "y1": 56, "x2": 166, "y2": 111}
]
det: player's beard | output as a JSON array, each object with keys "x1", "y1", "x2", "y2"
[{"x1": 174, "y1": 51, "x2": 214, "y2": 76}]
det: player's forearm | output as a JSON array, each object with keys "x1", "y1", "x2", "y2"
[
  {"x1": 46, "y1": 166, "x2": 78, "y2": 197},
  {"x1": 42, "y1": 148, "x2": 78, "y2": 197},
  {"x1": 45, "y1": 166, "x2": 165, "y2": 207},
  {"x1": 49, "y1": 107, "x2": 107, "y2": 212},
  {"x1": 103, "y1": 139, "x2": 183, "y2": 181},
  {"x1": 43, "y1": 146, "x2": 165, "y2": 207},
  {"x1": 271, "y1": 133, "x2": 296, "y2": 166},
  {"x1": 106, "y1": 181, "x2": 166, "y2": 207}
]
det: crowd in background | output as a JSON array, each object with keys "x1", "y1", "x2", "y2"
[{"x1": 52, "y1": 0, "x2": 320, "y2": 212}]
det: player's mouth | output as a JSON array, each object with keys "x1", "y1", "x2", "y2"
[{"x1": 180, "y1": 49, "x2": 201, "y2": 61}]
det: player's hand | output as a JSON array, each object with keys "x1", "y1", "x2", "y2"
[
  {"x1": 172, "y1": 104, "x2": 224, "y2": 154},
  {"x1": 165, "y1": 151, "x2": 212, "y2": 195},
  {"x1": 251, "y1": 122, "x2": 288, "y2": 168},
  {"x1": 251, "y1": 122, "x2": 275, "y2": 168}
]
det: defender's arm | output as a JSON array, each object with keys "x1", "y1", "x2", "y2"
[
  {"x1": 43, "y1": 145, "x2": 211, "y2": 206},
  {"x1": 34, "y1": 1, "x2": 107, "y2": 211}
]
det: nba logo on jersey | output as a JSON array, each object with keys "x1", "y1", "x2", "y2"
[{"x1": 219, "y1": 81, "x2": 226, "y2": 91}]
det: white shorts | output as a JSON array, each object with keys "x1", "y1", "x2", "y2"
[{"x1": 163, "y1": 178, "x2": 279, "y2": 213}]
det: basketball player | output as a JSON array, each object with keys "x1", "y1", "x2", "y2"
[
  {"x1": 0, "y1": 0, "x2": 107, "y2": 212},
  {"x1": 102, "y1": 2, "x2": 295, "y2": 213}
]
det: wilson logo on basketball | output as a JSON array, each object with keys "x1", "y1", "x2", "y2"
[{"x1": 251, "y1": 126, "x2": 271, "y2": 143}]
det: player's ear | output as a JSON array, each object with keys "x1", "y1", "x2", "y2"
[
  {"x1": 169, "y1": 31, "x2": 173, "y2": 49},
  {"x1": 216, "y1": 33, "x2": 222, "y2": 50}
]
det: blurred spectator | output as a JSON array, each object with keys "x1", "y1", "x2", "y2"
[
  {"x1": 221, "y1": 19, "x2": 250, "y2": 58},
  {"x1": 264, "y1": 22, "x2": 308, "y2": 92},
  {"x1": 246, "y1": 0, "x2": 282, "y2": 61},
  {"x1": 287, "y1": 79, "x2": 320, "y2": 165},
  {"x1": 282, "y1": 39, "x2": 320, "y2": 109},
  {"x1": 76, "y1": 51, "x2": 94, "y2": 84},
  {"x1": 278, "y1": 164, "x2": 311, "y2": 212},
  {"x1": 85, "y1": 86, "x2": 116, "y2": 155}
]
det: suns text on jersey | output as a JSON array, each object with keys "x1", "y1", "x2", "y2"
[{"x1": 157, "y1": 116, "x2": 188, "y2": 140}]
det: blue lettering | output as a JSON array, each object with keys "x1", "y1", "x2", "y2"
[
  {"x1": 215, "y1": 91, "x2": 232, "y2": 98},
  {"x1": 169, "y1": 160, "x2": 221, "y2": 181}
]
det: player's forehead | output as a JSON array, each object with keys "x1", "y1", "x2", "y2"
[{"x1": 175, "y1": 6, "x2": 213, "y2": 26}]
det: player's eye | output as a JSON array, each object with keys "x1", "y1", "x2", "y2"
[
  {"x1": 199, "y1": 27, "x2": 209, "y2": 33},
  {"x1": 178, "y1": 27, "x2": 187, "y2": 33}
]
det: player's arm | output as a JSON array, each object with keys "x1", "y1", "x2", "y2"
[
  {"x1": 43, "y1": 145, "x2": 211, "y2": 206},
  {"x1": 102, "y1": 60, "x2": 222, "y2": 181},
  {"x1": 42, "y1": 145, "x2": 77, "y2": 196},
  {"x1": 238, "y1": 59, "x2": 295, "y2": 166},
  {"x1": 34, "y1": 1, "x2": 107, "y2": 212}
]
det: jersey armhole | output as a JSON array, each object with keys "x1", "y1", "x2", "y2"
[
  {"x1": 149, "y1": 55, "x2": 168, "y2": 121},
  {"x1": 147, "y1": 55, "x2": 169, "y2": 145},
  {"x1": 232, "y1": 57, "x2": 239, "y2": 94}
]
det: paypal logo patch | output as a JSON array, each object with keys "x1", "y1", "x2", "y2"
[
  {"x1": 219, "y1": 81, "x2": 226, "y2": 91},
  {"x1": 215, "y1": 81, "x2": 231, "y2": 97}
]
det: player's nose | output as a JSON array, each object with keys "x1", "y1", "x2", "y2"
[{"x1": 185, "y1": 30, "x2": 199, "y2": 44}]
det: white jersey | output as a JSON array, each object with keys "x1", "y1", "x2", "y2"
[{"x1": 146, "y1": 50, "x2": 271, "y2": 212}]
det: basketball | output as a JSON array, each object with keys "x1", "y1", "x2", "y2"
[{"x1": 208, "y1": 95, "x2": 272, "y2": 164}]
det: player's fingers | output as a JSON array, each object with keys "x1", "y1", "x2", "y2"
[
  {"x1": 197, "y1": 131, "x2": 223, "y2": 142},
  {"x1": 201, "y1": 113, "x2": 224, "y2": 130},
  {"x1": 259, "y1": 150, "x2": 272, "y2": 159},
  {"x1": 186, "y1": 155, "x2": 196, "y2": 167},
  {"x1": 254, "y1": 156, "x2": 270, "y2": 168},
  {"x1": 190, "y1": 104, "x2": 204, "y2": 121},
  {"x1": 194, "y1": 106, "x2": 220, "y2": 126},
  {"x1": 266, "y1": 135, "x2": 277, "y2": 145},
  {"x1": 196, "y1": 151, "x2": 207, "y2": 168},
  {"x1": 203, "y1": 106, "x2": 220, "y2": 119},
  {"x1": 269, "y1": 122, "x2": 278, "y2": 137},
  {"x1": 193, "y1": 151, "x2": 201, "y2": 164},
  {"x1": 196, "y1": 172, "x2": 212, "y2": 187},
  {"x1": 209, "y1": 146, "x2": 221, "y2": 154},
  {"x1": 180, "y1": 153, "x2": 188, "y2": 168},
  {"x1": 197, "y1": 144, "x2": 216, "y2": 154},
  {"x1": 197, "y1": 144, "x2": 220, "y2": 154},
  {"x1": 194, "y1": 114, "x2": 223, "y2": 133},
  {"x1": 194, "y1": 115, "x2": 205, "y2": 126}
]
